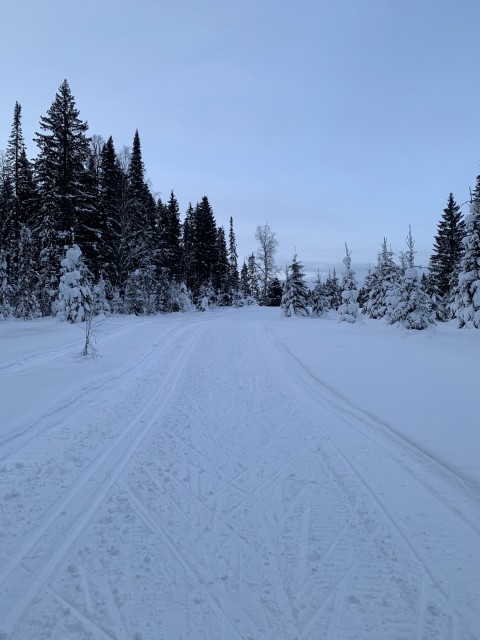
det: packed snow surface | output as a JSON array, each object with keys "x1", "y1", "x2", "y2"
[{"x1": 0, "y1": 307, "x2": 479, "y2": 639}]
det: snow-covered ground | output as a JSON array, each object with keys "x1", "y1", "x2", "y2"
[{"x1": 0, "y1": 307, "x2": 479, "y2": 639}]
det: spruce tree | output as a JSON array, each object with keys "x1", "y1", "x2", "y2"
[
  {"x1": 158, "y1": 191, "x2": 182, "y2": 282},
  {"x1": 388, "y1": 227, "x2": 435, "y2": 330},
  {"x1": 454, "y1": 189, "x2": 480, "y2": 328},
  {"x1": 213, "y1": 226, "x2": 230, "y2": 303},
  {"x1": 191, "y1": 196, "x2": 217, "y2": 296},
  {"x1": 228, "y1": 217, "x2": 239, "y2": 292},
  {"x1": 266, "y1": 276, "x2": 283, "y2": 306},
  {"x1": 33, "y1": 80, "x2": 93, "y2": 312},
  {"x1": 338, "y1": 244, "x2": 359, "y2": 323},
  {"x1": 126, "y1": 130, "x2": 156, "y2": 271},
  {"x1": 429, "y1": 193, "x2": 465, "y2": 320},
  {"x1": 311, "y1": 271, "x2": 329, "y2": 316},
  {"x1": 281, "y1": 253, "x2": 310, "y2": 317},
  {"x1": 181, "y1": 203, "x2": 196, "y2": 292},
  {"x1": 34, "y1": 80, "x2": 92, "y2": 247},
  {"x1": 365, "y1": 239, "x2": 400, "y2": 319}
]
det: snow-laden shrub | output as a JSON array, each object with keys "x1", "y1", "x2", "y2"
[
  {"x1": 338, "y1": 244, "x2": 359, "y2": 323},
  {"x1": 56, "y1": 245, "x2": 92, "y2": 323}
]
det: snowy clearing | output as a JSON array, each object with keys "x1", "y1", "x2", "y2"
[{"x1": 0, "y1": 307, "x2": 479, "y2": 639}]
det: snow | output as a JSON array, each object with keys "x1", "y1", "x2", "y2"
[{"x1": 0, "y1": 307, "x2": 479, "y2": 639}]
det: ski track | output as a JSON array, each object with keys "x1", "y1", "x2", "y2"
[{"x1": 1, "y1": 312, "x2": 479, "y2": 639}]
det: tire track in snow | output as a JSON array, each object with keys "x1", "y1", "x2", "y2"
[{"x1": 0, "y1": 323, "x2": 206, "y2": 637}]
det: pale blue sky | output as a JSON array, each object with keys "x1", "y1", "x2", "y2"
[{"x1": 2, "y1": 0, "x2": 480, "y2": 278}]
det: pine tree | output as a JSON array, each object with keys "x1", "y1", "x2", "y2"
[
  {"x1": 454, "y1": 189, "x2": 480, "y2": 328},
  {"x1": 338, "y1": 244, "x2": 359, "y2": 323},
  {"x1": 429, "y1": 193, "x2": 465, "y2": 320},
  {"x1": 281, "y1": 253, "x2": 310, "y2": 317},
  {"x1": 388, "y1": 227, "x2": 435, "y2": 330}
]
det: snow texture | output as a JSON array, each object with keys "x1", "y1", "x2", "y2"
[{"x1": 0, "y1": 307, "x2": 479, "y2": 639}]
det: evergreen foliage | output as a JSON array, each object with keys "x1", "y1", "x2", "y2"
[
  {"x1": 429, "y1": 193, "x2": 465, "y2": 320},
  {"x1": 388, "y1": 228, "x2": 435, "y2": 330},
  {"x1": 56, "y1": 245, "x2": 92, "y2": 323},
  {"x1": 365, "y1": 239, "x2": 399, "y2": 319},
  {"x1": 338, "y1": 244, "x2": 359, "y2": 323},
  {"x1": 281, "y1": 254, "x2": 310, "y2": 317},
  {"x1": 311, "y1": 271, "x2": 330, "y2": 317},
  {"x1": 454, "y1": 192, "x2": 480, "y2": 328}
]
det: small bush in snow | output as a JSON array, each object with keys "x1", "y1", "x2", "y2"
[{"x1": 56, "y1": 245, "x2": 92, "y2": 323}]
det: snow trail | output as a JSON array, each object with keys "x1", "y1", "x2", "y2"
[{"x1": 0, "y1": 309, "x2": 479, "y2": 639}]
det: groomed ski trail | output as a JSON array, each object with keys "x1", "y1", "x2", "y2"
[{"x1": 1, "y1": 310, "x2": 479, "y2": 639}]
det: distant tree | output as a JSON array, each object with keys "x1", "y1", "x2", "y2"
[
  {"x1": 213, "y1": 226, "x2": 230, "y2": 304},
  {"x1": 161, "y1": 191, "x2": 183, "y2": 282},
  {"x1": 255, "y1": 222, "x2": 278, "y2": 303},
  {"x1": 311, "y1": 271, "x2": 329, "y2": 317},
  {"x1": 247, "y1": 253, "x2": 260, "y2": 300},
  {"x1": 126, "y1": 130, "x2": 156, "y2": 272},
  {"x1": 281, "y1": 253, "x2": 310, "y2": 317},
  {"x1": 192, "y1": 196, "x2": 217, "y2": 297},
  {"x1": 324, "y1": 268, "x2": 342, "y2": 310},
  {"x1": 338, "y1": 243, "x2": 359, "y2": 323},
  {"x1": 228, "y1": 217, "x2": 239, "y2": 292},
  {"x1": 388, "y1": 227, "x2": 435, "y2": 330},
  {"x1": 429, "y1": 193, "x2": 465, "y2": 320},
  {"x1": 365, "y1": 238, "x2": 400, "y2": 319},
  {"x1": 182, "y1": 203, "x2": 196, "y2": 291},
  {"x1": 266, "y1": 276, "x2": 283, "y2": 306}
]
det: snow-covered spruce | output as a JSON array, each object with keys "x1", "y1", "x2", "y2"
[
  {"x1": 454, "y1": 202, "x2": 480, "y2": 328},
  {"x1": 281, "y1": 253, "x2": 310, "y2": 317},
  {"x1": 364, "y1": 238, "x2": 400, "y2": 319},
  {"x1": 388, "y1": 228, "x2": 435, "y2": 330},
  {"x1": 338, "y1": 243, "x2": 359, "y2": 323},
  {"x1": 311, "y1": 271, "x2": 330, "y2": 317},
  {"x1": 56, "y1": 245, "x2": 92, "y2": 323}
]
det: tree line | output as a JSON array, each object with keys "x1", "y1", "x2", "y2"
[
  {"x1": 0, "y1": 80, "x2": 281, "y2": 321},
  {"x1": 1, "y1": 79, "x2": 480, "y2": 329},
  {"x1": 279, "y1": 188, "x2": 480, "y2": 329}
]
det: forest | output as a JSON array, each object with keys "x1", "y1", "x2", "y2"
[{"x1": 1, "y1": 80, "x2": 480, "y2": 330}]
